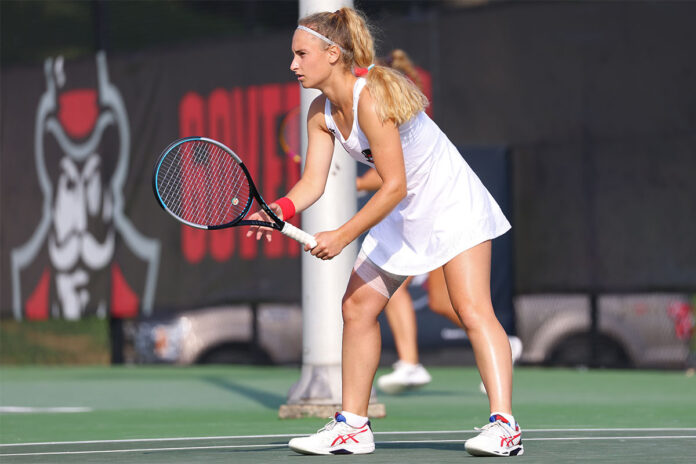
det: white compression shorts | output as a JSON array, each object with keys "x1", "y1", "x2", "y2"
[{"x1": 353, "y1": 249, "x2": 408, "y2": 298}]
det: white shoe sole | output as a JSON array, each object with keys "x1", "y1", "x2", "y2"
[
  {"x1": 465, "y1": 443, "x2": 524, "y2": 457},
  {"x1": 289, "y1": 440, "x2": 375, "y2": 455}
]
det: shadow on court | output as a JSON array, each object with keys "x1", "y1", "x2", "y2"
[
  {"x1": 1, "y1": 366, "x2": 695, "y2": 463},
  {"x1": 382, "y1": 389, "x2": 477, "y2": 398},
  {"x1": 200, "y1": 376, "x2": 286, "y2": 409}
]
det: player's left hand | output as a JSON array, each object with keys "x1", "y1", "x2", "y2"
[{"x1": 307, "y1": 229, "x2": 348, "y2": 260}]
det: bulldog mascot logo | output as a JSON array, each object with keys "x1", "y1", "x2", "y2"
[{"x1": 10, "y1": 52, "x2": 160, "y2": 320}]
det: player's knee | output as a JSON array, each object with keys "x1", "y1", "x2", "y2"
[
  {"x1": 341, "y1": 295, "x2": 364, "y2": 324},
  {"x1": 452, "y1": 299, "x2": 492, "y2": 331},
  {"x1": 341, "y1": 294, "x2": 378, "y2": 326}
]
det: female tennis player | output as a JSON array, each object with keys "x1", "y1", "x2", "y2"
[
  {"x1": 247, "y1": 7, "x2": 523, "y2": 457},
  {"x1": 355, "y1": 48, "x2": 524, "y2": 397},
  {"x1": 359, "y1": 170, "x2": 524, "y2": 396}
]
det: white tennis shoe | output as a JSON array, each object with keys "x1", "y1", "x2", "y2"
[
  {"x1": 465, "y1": 414, "x2": 524, "y2": 457},
  {"x1": 288, "y1": 413, "x2": 375, "y2": 455},
  {"x1": 377, "y1": 361, "x2": 432, "y2": 394}
]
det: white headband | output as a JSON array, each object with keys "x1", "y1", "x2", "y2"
[{"x1": 296, "y1": 25, "x2": 348, "y2": 55}]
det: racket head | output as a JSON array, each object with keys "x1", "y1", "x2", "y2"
[{"x1": 152, "y1": 137, "x2": 256, "y2": 229}]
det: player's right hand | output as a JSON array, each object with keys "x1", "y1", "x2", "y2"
[{"x1": 245, "y1": 204, "x2": 282, "y2": 242}]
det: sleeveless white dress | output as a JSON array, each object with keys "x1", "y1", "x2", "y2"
[{"x1": 324, "y1": 78, "x2": 511, "y2": 276}]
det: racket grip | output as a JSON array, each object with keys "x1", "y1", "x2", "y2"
[{"x1": 281, "y1": 222, "x2": 317, "y2": 249}]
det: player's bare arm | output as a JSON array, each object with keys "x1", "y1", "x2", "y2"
[
  {"x1": 284, "y1": 95, "x2": 335, "y2": 212},
  {"x1": 246, "y1": 95, "x2": 333, "y2": 242},
  {"x1": 311, "y1": 88, "x2": 406, "y2": 260},
  {"x1": 356, "y1": 167, "x2": 383, "y2": 192}
]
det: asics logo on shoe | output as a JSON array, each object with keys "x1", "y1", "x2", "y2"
[
  {"x1": 500, "y1": 432, "x2": 521, "y2": 447},
  {"x1": 330, "y1": 428, "x2": 369, "y2": 446}
]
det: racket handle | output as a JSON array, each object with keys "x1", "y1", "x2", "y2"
[{"x1": 281, "y1": 222, "x2": 317, "y2": 249}]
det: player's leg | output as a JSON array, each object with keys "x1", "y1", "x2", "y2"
[
  {"x1": 429, "y1": 265, "x2": 523, "y2": 394},
  {"x1": 377, "y1": 277, "x2": 432, "y2": 393},
  {"x1": 384, "y1": 276, "x2": 417, "y2": 364},
  {"x1": 442, "y1": 241, "x2": 523, "y2": 457},
  {"x1": 426, "y1": 266, "x2": 463, "y2": 326},
  {"x1": 288, "y1": 264, "x2": 394, "y2": 456},
  {"x1": 443, "y1": 241, "x2": 512, "y2": 412},
  {"x1": 340, "y1": 269, "x2": 391, "y2": 415}
]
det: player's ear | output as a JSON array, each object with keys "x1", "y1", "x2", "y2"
[{"x1": 327, "y1": 45, "x2": 342, "y2": 65}]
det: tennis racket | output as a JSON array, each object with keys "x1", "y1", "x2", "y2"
[{"x1": 152, "y1": 136, "x2": 317, "y2": 248}]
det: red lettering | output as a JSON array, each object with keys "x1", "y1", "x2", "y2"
[
  {"x1": 208, "y1": 89, "x2": 235, "y2": 262},
  {"x1": 261, "y1": 84, "x2": 285, "y2": 258},
  {"x1": 177, "y1": 81, "x2": 321, "y2": 262},
  {"x1": 239, "y1": 86, "x2": 260, "y2": 260},
  {"x1": 282, "y1": 83, "x2": 302, "y2": 257},
  {"x1": 178, "y1": 92, "x2": 207, "y2": 264}
]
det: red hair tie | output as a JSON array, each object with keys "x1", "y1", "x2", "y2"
[{"x1": 354, "y1": 64, "x2": 375, "y2": 77}]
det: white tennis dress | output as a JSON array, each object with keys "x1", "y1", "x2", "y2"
[{"x1": 324, "y1": 78, "x2": 511, "y2": 276}]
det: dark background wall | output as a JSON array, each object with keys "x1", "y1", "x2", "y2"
[
  {"x1": 2, "y1": 1, "x2": 695, "y2": 322},
  {"x1": 378, "y1": 2, "x2": 696, "y2": 293}
]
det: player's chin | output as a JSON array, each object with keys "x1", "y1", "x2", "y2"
[{"x1": 298, "y1": 79, "x2": 316, "y2": 89}]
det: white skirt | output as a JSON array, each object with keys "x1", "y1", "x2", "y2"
[{"x1": 360, "y1": 141, "x2": 511, "y2": 276}]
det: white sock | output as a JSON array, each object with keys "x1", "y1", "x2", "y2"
[
  {"x1": 491, "y1": 411, "x2": 516, "y2": 429},
  {"x1": 340, "y1": 410, "x2": 368, "y2": 428},
  {"x1": 397, "y1": 360, "x2": 419, "y2": 369}
]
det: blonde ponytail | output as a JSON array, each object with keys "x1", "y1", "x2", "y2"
[
  {"x1": 363, "y1": 66, "x2": 428, "y2": 125},
  {"x1": 298, "y1": 7, "x2": 428, "y2": 125}
]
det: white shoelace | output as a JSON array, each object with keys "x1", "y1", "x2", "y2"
[
  {"x1": 317, "y1": 417, "x2": 339, "y2": 434},
  {"x1": 474, "y1": 420, "x2": 515, "y2": 438}
]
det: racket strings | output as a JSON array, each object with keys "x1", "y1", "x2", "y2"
[
  {"x1": 157, "y1": 140, "x2": 251, "y2": 226},
  {"x1": 214, "y1": 148, "x2": 250, "y2": 223}
]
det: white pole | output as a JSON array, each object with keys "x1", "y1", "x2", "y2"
[{"x1": 279, "y1": 0, "x2": 384, "y2": 419}]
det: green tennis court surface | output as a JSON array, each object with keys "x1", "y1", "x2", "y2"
[{"x1": 1, "y1": 366, "x2": 694, "y2": 462}]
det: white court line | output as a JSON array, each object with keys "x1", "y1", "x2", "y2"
[
  {"x1": 2, "y1": 428, "x2": 696, "y2": 447},
  {"x1": 523, "y1": 436, "x2": 696, "y2": 441},
  {"x1": 0, "y1": 444, "x2": 283, "y2": 457},
  {"x1": 0, "y1": 407, "x2": 93, "y2": 414},
  {"x1": 1, "y1": 436, "x2": 695, "y2": 458},
  {"x1": 385, "y1": 428, "x2": 696, "y2": 434},
  {"x1": 381, "y1": 436, "x2": 696, "y2": 444}
]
